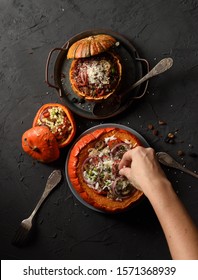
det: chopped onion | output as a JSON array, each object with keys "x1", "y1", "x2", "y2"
[
  {"x1": 111, "y1": 176, "x2": 134, "y2": 198},
  {"x1": 111, "y1": 143, "x2": 130, "y2": 159},
  {"x1": 94, "y1": 140, "x2": 105, "y2": 150},
  {"x1": 82, "y1": 156, "x2": 102, "y2": 185}
]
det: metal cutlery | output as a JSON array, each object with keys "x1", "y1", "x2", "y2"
[
  {"x1": 93, "y1": 57, "x2": 173, "y2": 117},
  {"x1": 12, "y1": 169, "x2": 62, "y2": 246},
  {"x1": 156, "y1": 152, "x2": 198, "y2": 179}
]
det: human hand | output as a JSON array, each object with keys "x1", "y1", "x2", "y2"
[{"x1": 119, "y1": 146, "x2": 168, "y2": 196}]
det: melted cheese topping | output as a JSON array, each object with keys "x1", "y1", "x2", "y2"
[{"x1": 86, "y1": 60, "x2": 111, "y2": 85}]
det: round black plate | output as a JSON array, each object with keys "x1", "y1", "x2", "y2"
[
  {"x1": 65, "y1": 123, "x2": 150, "y2": 213},
  {"x1": 53, "y1": 29, "x2": 148, "y2": 119}
]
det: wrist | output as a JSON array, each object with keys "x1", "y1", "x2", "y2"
[{"x1": 143, "y1": 177, "x2": 173, "y2": 200}]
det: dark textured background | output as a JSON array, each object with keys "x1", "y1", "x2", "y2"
[{"x1": 0, "y1": 0, "x2": 198, "y2": 260}]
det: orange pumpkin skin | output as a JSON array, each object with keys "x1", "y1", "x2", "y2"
[
  {"x1": 67, "y1": 127, "x2": 144, "y2": 213},
  {"x1": 67, "y1": 34, "x2": 116, "y2": 59},
  {"x1": 32, "y1": 103, "x2": 76, "y2": 148},
  {"x1": 22, "y1": 126, "x2": 60, "y2": 163}
]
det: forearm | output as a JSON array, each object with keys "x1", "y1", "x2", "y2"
[{"x1": 146, "y1": 179, "x2": 198, "y2": 260}]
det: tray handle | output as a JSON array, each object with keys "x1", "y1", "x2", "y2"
[
  {"x1": 132, "y1": 57, "x2": 149, "y2": 100},
  {"x1": 45, "y1": 43, "x2": 69, "y2": 96}
]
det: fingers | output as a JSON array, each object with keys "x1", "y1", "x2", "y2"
[
  {"x1": 118, "y1": 149, "x2": 133, "y2": 169},
  {"x1": 119, "y1": 166, "x2": 132, "y2": 179},
  {"x1": 119, "y1": 146, "x2": 157, "y2": 172},
  {"x1": 119, "y1": 166, "x2": 141, "y2": 191}
]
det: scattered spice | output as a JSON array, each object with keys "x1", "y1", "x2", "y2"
[
  {"x1": 167, "y1": 132, "x2": 175, "y2": 139},
  {"x1": 158, "y1": 120, "x2": 167, "y2": 125},
  {"x1": 177, "y1": 150, "x2": 185, "y2": 157},
  {"x1": 146, "y1": 121, "x2": 197, "y2": 159},
  {"x1": 164, "y1": 133, "x2": 175, "y2": 144},
  {"x1": 148, "y1": 119, "x2": 167, "y2": 134},
  {"x1": 147, "y1": 124, "x2": 154, "y2": 130}
]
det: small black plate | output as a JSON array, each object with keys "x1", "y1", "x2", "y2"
[{"x1": 52, "y1": 29, "x2": 148, "y2": 119}]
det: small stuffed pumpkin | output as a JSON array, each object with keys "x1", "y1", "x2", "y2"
[
  {"x1": 22, "y1": 126, "x2": 60, "y2": 163},
  {"x1": 32, "y1": 103, "x2": 76, "y2": 148},
  {"x1": 67, "y1": 34, "x2": 116, "y2": 59},
  {"x1": 69, "y1": 51, "x2": 122, "y2": 101}
]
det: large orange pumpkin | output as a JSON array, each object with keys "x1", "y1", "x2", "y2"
[
  {"x1": 22, "y1": 126, "x2": 60, "y2": 163},
  {"x1": 67, "y1": 127, "x2": 144, "y2": 213},
  {"x1": 67, "y1": 34, "x2": 116, "y2": 59},
  {"x1": 32, "y1": 103, "x2": 76, "y2": 148}
]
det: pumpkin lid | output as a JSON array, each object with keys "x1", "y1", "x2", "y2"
[{"x1": 67, "y1": 34, "x2": 116, "y2": 59}]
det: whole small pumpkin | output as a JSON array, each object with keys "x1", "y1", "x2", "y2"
[{"x1": 22, "y1": 126, "x2": 60, "y2": 163}]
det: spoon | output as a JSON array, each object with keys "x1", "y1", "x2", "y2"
[
  {"x1": 156, "y1": 152, "x2": 198, "y2": 179},
  {"x1": 93, "y1": 57, "x2": 173, "y2": 117}
]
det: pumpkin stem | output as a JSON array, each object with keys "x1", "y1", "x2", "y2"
[
  {"x1": 24, "y1": 138, "x2": 41, "y2": 153},
  {"x1": 28, "y1": 143, "x2": 40, "y2": 153},
  {"x1": 32, "y1": 146, "x2": 41, "y2": 153}
]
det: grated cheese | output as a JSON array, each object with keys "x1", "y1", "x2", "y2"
[
  {"x1": 39, "y1": 107, "x2": 70, "y2": 134},
  {"x1": 86, "y1": 60, "x2": 111, "y2": 85},
  {"x1": 104, "y1": 135, "x2": 117, "y2": 144}
]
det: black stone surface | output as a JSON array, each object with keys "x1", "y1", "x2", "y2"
[{"x1": 0, "y1": 0, "x2": 198, "y2": 260}]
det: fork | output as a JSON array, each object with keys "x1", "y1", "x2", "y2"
[{"x1": 12, "y1": 169, "x2": 62, "y2": 246}]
